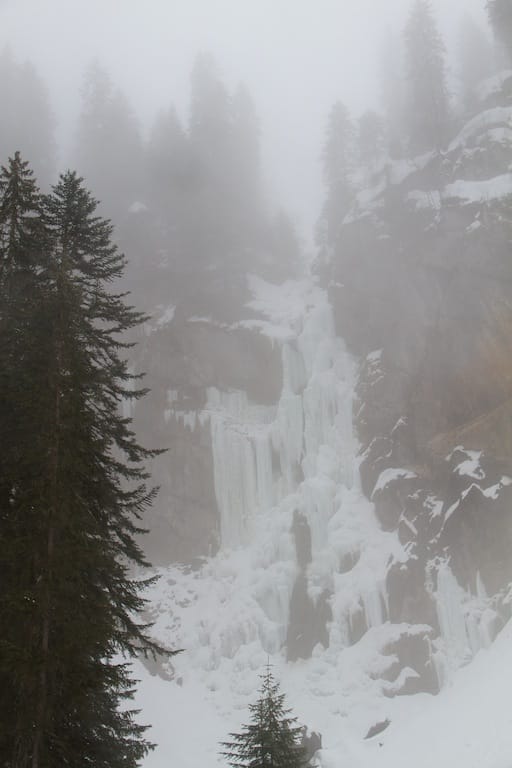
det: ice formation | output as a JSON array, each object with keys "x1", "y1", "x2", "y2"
[{"x1": 140, "y1": 276, "x2": 506, "y2": 768}]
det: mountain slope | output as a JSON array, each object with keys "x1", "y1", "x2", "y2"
[{"x1": 130, "y1": 70, "x2": 512, "y2": 768}]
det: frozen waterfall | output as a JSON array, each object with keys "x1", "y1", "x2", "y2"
[
  {"x1": 139, "y1": 275, "x2": 508, "y2": 768},
  {"x1": 148, "y1": 279, "x2": 406, "y2": 694}
]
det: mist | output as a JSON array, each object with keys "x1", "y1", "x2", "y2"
[
  {"x1": 2, "y1": 1, "x2": 512, "y2": 767},
  {"x1": 0, "y1": 0, "x2": 487, "y2": 233}
]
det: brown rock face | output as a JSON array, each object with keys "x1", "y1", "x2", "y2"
[
  {"x1": 131, "y1": 284, "x2": 283, "y2": 565},
  {"x1": 323, "y1": 86, "x2": 512, "y2": 676}
]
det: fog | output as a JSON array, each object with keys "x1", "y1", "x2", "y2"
[
  {"x1": 3, "y1": 1, "x2": 512, "y2": 766},
  {"x1": 0, "y1": 0, "x2": 487, "y2": 234}
]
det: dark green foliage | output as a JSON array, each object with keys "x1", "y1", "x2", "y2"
[
  {"x1": 0, "y1": 151, "x2": 50, "y2": 768},
  {"x1": 487, "y1": 0, "x2": 512, "y2": 61},
  {"x1": 404, "y1": 0, "x2": 450, "y2": 152},
  {"x1": 220, "y1": 666, "x2": 308, "y2": 768},
  {"x1": 0, "y1": 156, "x2": 169, "y2": 768}
]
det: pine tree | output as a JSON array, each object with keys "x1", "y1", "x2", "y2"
[
  {"x1": 379, "y1": 31, "x2": 406, "y2": 159},
  {"x1": 357, "y1": 110, "x2": 385, "y2": 174},
  {"x1": 487, "y1": 1, "x2": 512, "y2": 62},
  {"x1": 189, "y1": 52, "x2": 231, "y2": 171},
  {"x1": 220, "y1": 666, "x2": 308, "y2": 768},
  {"x1": 318, "y1": 101, "x2": 355, "y2": 248},
  {"x1": 229, "y1": 84, "x2": 264, "y2": 237},
  {"x1": 404, "y1": 0, "x2": 450, "y2": 152},
  {"x1": 0, "y1": 161, "x2": 170, "y2": 767},
  {"x1": 457, "y1": 14, "x2": 494, "y2": 114},
  {"x1": 146, "y1": 105, "x2": 189, "y2": 211},
  {"x1": 74, "y1": 61, "x2": 143, "y2": 218},
  {"x1": 0, "y1": 51, "x2": 55, "y2": 188},
  {"x1": 0, "y1": 152, "x2": 51, "y2": 766},
  {"x1": 187, "y1": 53, "x2": 235, "y2": 264},
  {"x1": 265, "y1": 211, "x2": 300, "y2": 282}
]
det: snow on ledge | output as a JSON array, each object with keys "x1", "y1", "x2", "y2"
[
  {"x1": 449, "y1": 106, "x2": 512, "y2": 152},
  {"x1": 476, "y1": 70, "x2": 512, "y2": 103},
  {"x1": 453, "y1": 449, "x2": 484, "y2": 480},
  {"x1": 129, "y1": 201, "x2": 148, "y2": 214},
  {"x1": 245, "y1": 275, "x2": 322, "y2": 341},
  {"x1": 372, "y1": 468, "x2": 417, "y2": 498},
  {"x1": 444, "y1": 174, "x2": 512, "y2": 205},
  {"x1": 156, "y1": 305, "x2": 176, "y2": 327}
]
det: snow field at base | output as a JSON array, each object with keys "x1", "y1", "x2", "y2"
[
  {"x1": 136, "y1": 276, "x2": 510, "y2": 768},
  {"x1": 134, "y1": 616, "x2": 512, "y2": 768}
]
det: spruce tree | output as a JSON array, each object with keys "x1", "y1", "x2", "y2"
[
  {"x1": 0, "y1": 152, "x2": 51, "y2": 767},
  {"x1": 0, "y1": 161, "x2": 169, "y2": 768},
  {"x1": 319, "y1": 101, "x2": 355, "y2": 248},
  {"x1": 357, "y1": 110, "x2": 385, "y2": 173},
  {"x1": 457, "y1": 14, "x2": 494, "y2": 114},
  {"x1": 187, "y1": 53, "x2": 237, "y2": 265},
  {"x1": 74, "y1": 62, "x2": 143, "y2": 218},
  {"x1": 379, "y1": 31, "x2": 406, "y2": 159},
  {"x1": 0, "y1": 52, "x2": 55, "y2": 188},
  {"x1": 487, "y1": 0, "x2": 512, "y2": 62},
  {"x1": 146, "y1": 105, "x2": 189, "y2": 211},
  {"x1": 403, "y1": 0, "x2": 450, "y2": 152},
  {"x1": 220, "y1": 666, "x2": 308, "y2": 768},
  {"x1": 229, "y1": 84, "x2": 264, "y2": 237}
]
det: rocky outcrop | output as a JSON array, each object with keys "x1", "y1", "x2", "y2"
[
  {"x1": 131, "y1": 280, "x2": 283, "y2": 564},
  {"x1": 323, "y1": 73, "x2": 512, "y2": 684},
  {"x1": 131, "y1": 72, "x2": 512, "y2": 702}
]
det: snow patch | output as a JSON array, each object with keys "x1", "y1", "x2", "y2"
[
  {"x1": 444, "y1": 174, "x2": 512, "y2": 205},
  {"x1": 449, "y1": 106, "x2": 512, "y2": 152},
  {"x1": 372, "y1": 468, "x2": 417, "y2": 498}
]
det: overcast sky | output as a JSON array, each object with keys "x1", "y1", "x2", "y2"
[{"x1": 0, "y1": 0, "x2": 489, "y2": 239}]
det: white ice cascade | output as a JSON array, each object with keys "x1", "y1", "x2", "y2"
[
  {"x1": 205, "y1": 283, "x2": 356, "y2": 552},
  {"x1": 147, "y1": 278, "x2": 406, "y2": 713},
  {"x1": 430, "y1": 560, "x2": 499, "y2": 687}
]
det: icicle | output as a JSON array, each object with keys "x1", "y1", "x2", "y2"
[{"x1": 196, "y1": 280, "x2": 400, "y2": 670}]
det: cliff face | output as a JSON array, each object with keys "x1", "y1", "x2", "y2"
[
  {"x1": 325, "y1": 72, "x2": 512, "y2": 681},
  {"x1": 129, "y1": 74, "x2": 512, "y2": 726},
  {"x1": 131, "y1": 271, "x2": 284, "y2": 564}
]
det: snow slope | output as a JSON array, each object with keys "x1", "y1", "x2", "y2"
[
  {"x1": 133, "y1": 617, "x2": 512, "y2": 768},
  {"x1": 132, "y1": 275, "x2": 510, "y2": 768}
]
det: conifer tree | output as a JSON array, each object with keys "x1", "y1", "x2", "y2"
[
  {"x1": 457, "y1": 14, "x2": 494, "y2": 114},
  {"x1": 146, "y1": 105, "x2": 189, "y2": 211},
  {"x1": 487, "y1": 0, "x2": 512, "y2": 62},
  {"x1": 379, "y1": 31, "x2": 406, "y2": 159},
  {"x1": 319, "y1": 101, "x2": 355, "y2": 248},
  {"x1": 74, "y1": 62, "x2": 143, "y2": 218},
  {"x1": 0, "y1": 160, "x2": 168, "y2": 768},
  {"x1": 0, "y1": 153, "x2": 51, "y2": 766},
  {"x1": 187, "y1": 53, "x2": 235, "y2": 264},
  {"x1": 229, "y1": 84, "x2": 264, "y2": 235},
  {"x1": 189, "y1": 52, "x2": 231, "y2": 171},
  {"x1": 266, "y1": 211, "x2": 300, "y2": 281},
  {"x1": 220, "y1": 666, "x2": 308, "y2": 768},
  {"x1": 404, "y1": 0, "x2": 450, "y2": 152},
  {"x1": 0, "y1": 51, "x2": 56, "y2": 188},
  {"x1": 357, "y1": 110, "x2": 385, "y2": 173}
]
